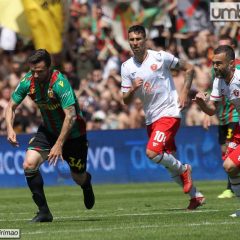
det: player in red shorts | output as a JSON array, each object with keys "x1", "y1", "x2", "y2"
[
  {"x1": 121, "y1": 25, "x2": 205, "y2": 210},
  {"x1": 194, "y1": 45, "x2": 240, "y2": 217}
]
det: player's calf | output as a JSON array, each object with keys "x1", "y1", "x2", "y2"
[{"x1": 81, "y1": 172, "x2": 95, "y2": 209}]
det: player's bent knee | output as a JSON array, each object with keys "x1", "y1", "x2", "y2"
[
  {"x1": 223, "y1": 159, "x2": 239, "y2": 176},
  {"x1": 146, "y1": 149, "x2": 159, "y2": 160},
  {"x1": 146, "y1": 149, "x2": 163, "y2": 163},
  {"x1": 23, "y1": 161, "x2": 38, "y2": 171}
]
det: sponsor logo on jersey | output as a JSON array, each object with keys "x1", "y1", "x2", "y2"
[
  {"x1": 238, "y1": 155, "x2": 240, "y2": 162},
  {"x1": 152, "y1": 142, "x2": 158, "y2": 147},
  {"x1": 150, "y1": 64, "x2": 157, "y2": 71},
  {"x1": 131, "y1": 72, "x2": 136, "y2": 77},
  {"x1": 37, "y1": 103, "x2": 61, "y2": 110},
  {"x1": 143, "y1": 81, "x2": 151, "y2": 94},
  {"x1": 58, "y1": 81, "x2": 64, "y2": 87}
]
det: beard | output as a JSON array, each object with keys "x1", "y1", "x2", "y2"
[{"x1": 214, "y1": 69, "x2": 228, "y2": 79}]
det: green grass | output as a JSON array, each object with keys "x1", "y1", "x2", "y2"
[{"x1": 0, "y1": 181, "x2": 240, "y2": 240}]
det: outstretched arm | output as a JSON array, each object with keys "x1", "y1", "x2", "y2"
[
  {"x1": 193, "y1": 92, "x2": 218, "y2": 116},
  {"x1": 48, "y1": 105, "x2": 77, "y2": 165},
  {"x1": 5, "y1": 99, "x2": 19, "y2": 147}
]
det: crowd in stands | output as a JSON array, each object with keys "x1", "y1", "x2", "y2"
[{"x1": 0, "y1": 0, "x2": 239, "y2": 135}]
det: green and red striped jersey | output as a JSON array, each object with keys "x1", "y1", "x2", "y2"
[
  {"x1": 212, "y1": 63, "x2": 240, "y2": 125},
  {"x1": 12, "y1": 70, "x2": 86, "y2": 139}
]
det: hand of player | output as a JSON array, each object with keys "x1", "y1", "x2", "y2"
[
  {"x1": 133, "y1": 77, "x2": 143, "y2": 91},
  {"x1": 192, "y1": 92, "x2": 208, "y2": 104},
  {"x1": 48, "y1": 142, "x2": 64, "y2": 166},
  {"x1": 202, "y1": 114, "x2": 211, "y2": 130},
  {"x1": 7, "y1": 128, "x2": 19, "y2": 147},
  {"x1": 178, "y1": 90, "x2": 188, "y2": 110}
]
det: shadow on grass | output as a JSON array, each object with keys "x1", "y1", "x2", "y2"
[{"x1": 53, "y1": 217, "x2": 102, "y2": 223}]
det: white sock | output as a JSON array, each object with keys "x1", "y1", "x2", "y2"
[
  {"x1": 171, "y1": 174, "x2": 203, "y2": 198},
  {"x1": 152, "y1": 153, "x2": 186, "y2": 174},
  {"x1": 188, "y1": 186, "x2": 203, "y2": 198}
]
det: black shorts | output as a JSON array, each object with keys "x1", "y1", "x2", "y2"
[
  {"x1": 218, "y1": 122, "x2": 239, "y2": 145},
  {"x1": 28, "y1": 125, "x2": 88, "y2": 173}
]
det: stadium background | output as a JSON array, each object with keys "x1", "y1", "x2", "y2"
[{"x1": 0, "y1": 0, "x2": 239, "y2": 187}]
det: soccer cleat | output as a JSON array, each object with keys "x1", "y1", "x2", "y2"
[
  {"x1": 187, "y1": 196, "x2": 206, "y2": 210},
  {"x1": 229, "y1": 210, "x2": 240, "y2": 217},
  {"x1": 180, "y1": 164, "x2": 193, "y2": 193},
  {"x1": 217, "y1": 189, "x2": 234, "y2": 199},
  {"x1": 81, "y1": 172, "x2": 95, "y2": 209},
  {"x1": 30, "y1": 211, "x2": 53, "y2": 223}
]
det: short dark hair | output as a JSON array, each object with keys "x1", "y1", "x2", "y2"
[
  {"x1": 214, "y1": 45, "x2": 235, "y2": 61},
  {"x1": 219, "y1": 35, "x2": 233, "y2": 44},
  {"x1": 28, "y1": 49, "x2": 51, "y2": 68},
  {"x1": 128, "y1": 25, "x2": 146, "y2": 38}
]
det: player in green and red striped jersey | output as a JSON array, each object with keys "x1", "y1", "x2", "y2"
[
  {"x1": 5, "y1": 49, "x2": 95, "y2": 222},
  {"x1": 203, "y1": 36, "x2": 239, "y2": 199}
]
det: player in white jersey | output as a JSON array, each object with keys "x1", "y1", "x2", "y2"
[
  {"x1": 121, "y1": 25, "x2": 205, "y2": 210},
  {"x1": 194, "y1": 45, "x2": 240, "y2": 217}
]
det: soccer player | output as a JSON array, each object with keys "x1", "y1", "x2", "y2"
[
  {"x1": 194, "y1": 45, "x2": 240, "y2": 217},
  {"x1": 203, "y1": 36, "x2": 239, "y2": 199},
  {"x1": 5, "y1": 49, "x2": 95, "y2": 222},
  {"x1": 121, "y1": 25, "x2": 205, "y2": 210}
]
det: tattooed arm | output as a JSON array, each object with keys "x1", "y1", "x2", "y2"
[
  {"x1": 48, "y1": 105, "x2": 77, "y2": 165},
  {"x1": 174, "y1": 59, "x2": 195, "y2": 109}
]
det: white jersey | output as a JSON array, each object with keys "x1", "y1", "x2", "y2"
[
  {"x1": 210, "y1": 68, "x2": 240, "y2": 113},
  {"x1": 121, "y1": 49, "x2": 181, "y2": 125}
]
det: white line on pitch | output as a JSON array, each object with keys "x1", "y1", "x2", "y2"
[
  {"x1": 21, "y1": 221, "x2": 240, "y2": 235},
  {"x1": 0, "y1": 209, "x2": 220, "y2": 222}
]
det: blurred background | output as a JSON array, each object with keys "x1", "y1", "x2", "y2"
[{"x1": 0, "y1": 0, "x2": 239, "y2": 135}]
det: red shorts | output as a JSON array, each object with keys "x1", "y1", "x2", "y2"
[
  {"x1": 223, "y1": 124, "x2": 240, "y2": 168},
  {"x1": 146, "y1": 117, "x2": 181, "y2": 154}
]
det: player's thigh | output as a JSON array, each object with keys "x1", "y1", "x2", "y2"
[
  {"x1": 63, "y1": 136, "x2": 88, "y2": 174},
  {"x1": 223, "y1": 145, "x2": 240, "y2": 175},
  {"x1": 146, "y1": 117, "x2": 180, "y2": 154},
  {"x1": 23, "y1": 150, "x2": 48, "y2": 170}
]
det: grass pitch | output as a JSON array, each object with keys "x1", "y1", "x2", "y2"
[{"x1": 0, "y1": 181, "x2": 240, "y2": 240}]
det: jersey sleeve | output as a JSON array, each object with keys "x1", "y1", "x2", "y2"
[
  {"x1": 160, "y1": 50, "x2": 179, "y2": 69},
  {"x1": 210, "y1": 78, "x2": 222, "y2": 101},
  {"x1": 11, "y1": 77, "x2": 29, "y2": 104},
  {"x1": 121, "y1": 62, "x2": 132, "y2": 93},
  {"x1": 53, "y1": 74, "x2": 76, "y2": 109}
]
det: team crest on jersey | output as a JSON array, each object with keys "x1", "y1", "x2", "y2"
[
  {"x1": 48, "y1": 88, "x2": 54, "y2": 98},
  {"x1": 233, "y1": 89, "x2": 239, "y2": 97},
  {"x1": 150, "y1": 64, "x2": 157, "y2": 71}
]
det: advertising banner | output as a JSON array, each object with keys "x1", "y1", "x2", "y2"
[{"x1": 0, "y1": 126, "x2": 224, "y2": 187}]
